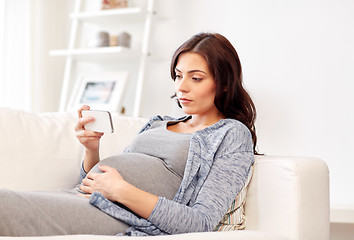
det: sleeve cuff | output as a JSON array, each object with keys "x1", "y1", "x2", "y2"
[{"x1": 79, "y1": 161, "x2": 87, "y2": 183}]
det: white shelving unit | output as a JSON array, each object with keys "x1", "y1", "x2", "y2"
[
  {"x1": 50, "y1": 0, "x2": 155, "y2": 117},
  {"x1": 50, "y1": 46, "x2": 141, "y2": 61}
]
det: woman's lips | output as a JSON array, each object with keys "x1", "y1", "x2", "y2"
[{"x1": 179, "y1": 98, "x2": 192, "y2": 104}]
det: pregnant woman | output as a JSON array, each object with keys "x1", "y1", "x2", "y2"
[{"x1": 0, "y1": 32, "x2": 257, "y2": 236}]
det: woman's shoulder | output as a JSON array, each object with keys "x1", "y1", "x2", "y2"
[
  {"x1": 198, "y1": 118, "x2": 250, "y2": 136},
  {"x1": 219, "y1": 119, "x2": 252, "y2": 141},
  {"x1": 194, "y1": 118, "x2": 253, "y2": 152},
  {"x1": 220, "y1": 118, "x2": 248, "y2": 129}
]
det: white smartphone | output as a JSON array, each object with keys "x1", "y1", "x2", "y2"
[{"x1": 81, "y1": 110, "x2": 114, "y2": 133}]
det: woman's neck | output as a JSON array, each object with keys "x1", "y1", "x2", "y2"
[{"x1": 187, "y1": 113, "x2": 225, "y2": 130}]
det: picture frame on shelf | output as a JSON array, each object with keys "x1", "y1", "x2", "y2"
[{"x1": 68, "y1": 71, "x2": 128, "y2": 113}]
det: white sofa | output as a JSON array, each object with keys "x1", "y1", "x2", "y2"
[{"x1": 0, "y1": 108, "x2": 330, "y2": 240}]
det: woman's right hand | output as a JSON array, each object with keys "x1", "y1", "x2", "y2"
[{"x1": 75, "y1": 105, "x2": 104, "y2": 152}]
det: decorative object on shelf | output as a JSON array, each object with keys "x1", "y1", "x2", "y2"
[
  {"x1": 110, "y1": 35, "x2": 118, "y2": 46},
  {"x1": 117, "y1": 31, "x2": 131, "y2": 48},
  {"x1": 102, "y1": 0, "x2": 128, "y2": 10},
  {"x1": 68, "y1": 71, "x2": 128, "y2": 112},
  {"x1": 87, "y1": 31, "x2": 110, "y2": 48}
]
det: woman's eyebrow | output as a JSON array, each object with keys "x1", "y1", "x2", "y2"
[
  {"x1": 175, "y1": 68, "x2": 207, "y2": 74},
  {"x1": 175, "y1": 68, "x2": 182, "y2": 73}
]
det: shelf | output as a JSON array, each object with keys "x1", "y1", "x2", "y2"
[
  {"x1": 70, "y1": 7, "x2": 145, "y2": 25},
  {"x1": 50, "y1": 46, "x2": 141, "y2": 61},
  {"x1": 53, "y1": 0, "x2": 155, "y2": 115},
  {"x1": 331, "y1": 205, "x2": 354, "y2": 224}
]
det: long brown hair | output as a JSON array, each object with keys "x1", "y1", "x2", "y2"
[{"x1": 171, "y1": 32, "x2": 258, "y2": 154}]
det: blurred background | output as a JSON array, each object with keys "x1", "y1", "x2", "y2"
[{"x1": 0, "y1": 0, "x2": 353, "y2": 238}]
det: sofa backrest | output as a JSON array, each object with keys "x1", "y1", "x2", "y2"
[{"x1": 0, "y1": 108, "x2": 147, "y2": 191}]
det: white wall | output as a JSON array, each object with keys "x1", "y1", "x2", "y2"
[
  {"x1": 142, "y1": 0, "x2": 354, "y2": 207},
  {"x1": 30, "y1": 0, "x2": 70, "y2": 113},
  {"x1": 0, "y1": 0, "x2": 32, "y2": 111}
]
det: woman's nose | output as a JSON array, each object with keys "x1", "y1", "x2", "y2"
[{"x1": 176, "y1": 78, "x2": 189, "y2": 93}]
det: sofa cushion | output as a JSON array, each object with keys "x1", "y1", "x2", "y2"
[
  {"x1": 0, "y1": 108, "x2": 83, "y2": 191},
  {"x1": 214, "y1": 165, "x2": 254, "y2": 231}
]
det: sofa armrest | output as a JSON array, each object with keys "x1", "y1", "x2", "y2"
[{"x1": 245, "y1": 155, "x2": 330, "y2": 240}]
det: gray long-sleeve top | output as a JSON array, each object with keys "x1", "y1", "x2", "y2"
[{"x1": 82, "y1": 115, "x2": 254, "y2": 236}]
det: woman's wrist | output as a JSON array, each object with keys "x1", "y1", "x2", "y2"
[
  {"x1": 83, "y1": 149, "x2": 100, "y2": 173},
  {"x1": 114, "y1": 181, "x2": 159, "y2": 219},
  {"x1": 112, "y1": 179, "x2": 130, "y2": 203}
]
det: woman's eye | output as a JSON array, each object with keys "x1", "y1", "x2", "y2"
[
  {"x1": 175, "y1": 75, "x2": 182, "y2": 80},
  {"x1": 192, "y1": 77, "x2": 202, "y2": 82}
]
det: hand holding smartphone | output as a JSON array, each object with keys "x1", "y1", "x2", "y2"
[{"x1": 82, "y1": 110, "x2": 114, "y2": 133}]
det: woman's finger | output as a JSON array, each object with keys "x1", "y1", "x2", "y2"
[
  {"x1": 76, "y1": 193, "x2": 91, "y2": 199},
  {"x1": 75, "y1": 105, "x2": 91, "y2": 131},
  {"x1": 75, "y1": 116, "x2": 96, "y2": 132},
  {"x1": 78, "y1": 105, "x2": 90, "y2": 118},
  {"x1": 81, "y1": 177, "x2": 92, "y2": 186},
  {"x1": 86, "y1": 172, "x2": 101, "y2": 180},
  {"x1": 98, "y1": 165, "x2": 114, "y2": 173},
  {"x1": 76, "y1": 129, "x2": 103, "y2": 138},
  {"x1": 79, "y1": 183, "x2": 94, "y2": 194}
]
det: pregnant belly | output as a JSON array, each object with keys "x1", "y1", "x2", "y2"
[{"x1": 89, "y1": 153, "x2": 182, "y2": 200}]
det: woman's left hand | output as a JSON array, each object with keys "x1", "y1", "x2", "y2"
[
  {"x1": 79, "y1": 165, "x2": 159, "y2": 219},
  {"x1": 79, "y1": 165, "x2": 124, "y2": 201}
]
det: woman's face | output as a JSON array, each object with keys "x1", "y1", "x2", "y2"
[{"x1": 174, "y1": 52, "x2": 220, "y2": 117}]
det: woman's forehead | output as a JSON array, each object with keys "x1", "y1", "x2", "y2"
[{"x1": 175, "y1": 52, "x2": 210, "y2": 74}]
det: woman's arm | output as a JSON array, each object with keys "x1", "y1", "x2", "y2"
[
  {"x1": 82, "y1": 149, "x2": 100, "y2": 173},
  {"x1": 75, "y1": 105, "x2": 104, "y2": 173},
  {"x1": 147, "y1": 150, "x2": 254, "y2": 234}
]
